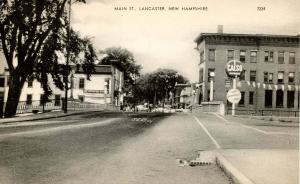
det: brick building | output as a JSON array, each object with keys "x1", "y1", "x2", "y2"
[{"x1": 194, "y1": 32, "x2": 300, "y2": 113}]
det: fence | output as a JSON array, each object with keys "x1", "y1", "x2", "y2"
[
  {"x1": 67, "y1": 101, "x2": 118, "y2": 111},
  {"x1": 1, "y1": 99, "x2": 119, "y2": 115},
  {"x1": 13, "y1": 99, "x2": 61, "y2": 114},
  {"x1": 227, "y1": 108, "x2": 299, "y2": 117}
]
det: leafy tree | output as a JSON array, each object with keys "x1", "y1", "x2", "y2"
[
  {"x1": 0, "y1": 0, "x2": 97, "y2": 117},
  {"x1": 99, "y1": 47, "x2": 141, "y2": 89},
  {"x1": 134, "y1": 68, "x2": 188, "y2": 105}
]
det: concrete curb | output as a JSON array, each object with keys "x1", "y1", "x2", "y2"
[
  {"x1": 215, "y1": 152, "x2": 255, "y2": 184},
  {"x1": 235, "y1": 115, "x2": 299, "y2": 123},
  {"x1": 0, "y1": 110, "x2": 102, "y2": 124}
]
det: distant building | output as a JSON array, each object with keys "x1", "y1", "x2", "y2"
[
  {"x1": 194, "y1": 33, "x2": 300, "y2": 112},
  {"x1": 174, "y1": 83, "x2": 197, "y2": 108}
]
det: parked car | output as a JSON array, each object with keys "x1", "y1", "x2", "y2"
[{"x1": 136, "y1": 105, "x2": 149, "y2": 112}]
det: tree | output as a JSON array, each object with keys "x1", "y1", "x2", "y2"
[
  {"x1": 134, "y1": 68, "x2": 188, "y2": 105},
  {"x1": 99, "y1": 47, "x2": 141, "y2": 89},
  {"x1": 0, "y1": 0, "x2": 97, "y2": 117}
]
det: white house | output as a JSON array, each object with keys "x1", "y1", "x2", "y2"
[
  {"x1": 0, "y1": 58, "x2": 124, "y2": 115},
  {"x1": 71, "y1": 64, "x2": 124, "y2": 106}
]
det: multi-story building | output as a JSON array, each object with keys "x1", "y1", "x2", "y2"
[
  {"x1": 194, "y1": 32, "x2": 300, "y2": 112},
  {"x1": 0, "y1": 57, "x2": 124, "y2": 116},
  {"x1": 71, "y1": 64, "x2": 124, "y2": 105}
]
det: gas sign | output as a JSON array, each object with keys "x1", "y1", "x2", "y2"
[{"x1": 226, "y1": 60, "x2": 243, "y2": 77}]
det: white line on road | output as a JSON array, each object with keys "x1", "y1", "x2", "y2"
[
  {"x1": 0, "y1": 118, "x2": 120, "y2": 139},
  {"x1": 212, "y1": 113, "x2": 298, "y2": 136},
  {"x1": 213, "y1": 113, "x2": 230, "y2": 124},
  {"x1": 212, "y1": 113, "x2": 269, "y2": 134},
  {"x1": 193, "y1": 116, "x2": 221, "y2": 149},
  {"x1": 239, "y1": 124, "x2": 268, "y2": 134}
]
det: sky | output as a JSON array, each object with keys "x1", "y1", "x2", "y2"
[{"x1": 71, "y1": 0, "x2": 300, "y2": 82}]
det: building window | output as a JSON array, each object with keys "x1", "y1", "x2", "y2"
[
  {"x1": 250, "y1": 51, "x2": 257, "y2": 63},
  {"x1": 250, "y1": 71, "x2": 256, "y2": 82},
  {"x1": 278, "y1": 51, "x2": 284, "y2": 64},
  {"x1": 27, "y1": 75, "x2": 33, "y2": 88},
  {"x1": 78, "y1": 95, "x2": 84, "y2": 102},
  {"x1": 0, "y1": 77, "x2": 4, "y2": 87},
  {"x1": 276, "y1": 90, "x2": 284, "y2": 108},
  {"x1": 249, "y1": 91, "x2": 254, "y2": 105},
  {"x1": 288, "y1": 72, "x2": 295, "y2": 83},
  {"x1": 227, "y1": 50, "x2": 234, "y2": 61},
  {"x1": 200, "y1": 51, "x2": 204, "y2": 64},
  {"x1": 55, "y1": 95, "x2": 61, "y2": 106},
  {"x1": 264, "y1": 90, "x2": 272, "y2": 108},
  {"x1": 240, "y1": 70, "x2": 246, "y2": 81},
  {"x1": 264, "y1": 72, "x2": 273, "y2": 83},
  {"x1": 239, "y1": 50, "x2": 246, "y2": 62},
  {"x1": 238, "y1": 92, "x2": 245, "y2": 106},
  {"x1": 26, "y1": 94, "x2": 32, "y2": 105},
  {"x1": 289, "y1": 52, "x2": 295, "y2": 64},
  {"x1": 264, "y1": 51, "x2": 273, "y2": 62},
  {"x1": 277, "y1": 71, "x2": 284, "y2": 84},
  {"x1": 287, "y1": 91, "x2": 295, "y2": 108},
  {"x1": 208, "y1": 49, "x2": 215, "y2": 61},
  {"x1": 79, "y1": 78, "x2": 85, "y2": 89}
]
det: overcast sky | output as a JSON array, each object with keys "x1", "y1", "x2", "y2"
[{"x1": 71, "y1": 0, "x2": 300, "y2": 82}]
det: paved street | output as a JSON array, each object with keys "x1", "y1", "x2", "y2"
[{"x1": 0, "y1": 111, "x2": 298, "y2": 184}]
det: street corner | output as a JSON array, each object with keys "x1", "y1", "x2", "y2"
[
  {"x1": 215, "y1": 151, "x2": 254, "y2": 184},
  {"x1": 215, "y1": 149, "x2": 299, "y2": 184}
]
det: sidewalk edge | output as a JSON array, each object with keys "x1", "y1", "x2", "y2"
[
  {"x1": 215, "y1": 152, "x2": 255, "y2": 184},
  {"x1": 0, "y1": 111, "x2": 100, "y2": 124}
]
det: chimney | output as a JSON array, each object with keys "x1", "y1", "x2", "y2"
[{"x1": 217, "y1": 25, "x2": 223, "y2": 33}]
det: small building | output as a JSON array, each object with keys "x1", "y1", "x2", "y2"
[
  {"x1": 174, "y1": 83, "x2": 197, "y2": 108},
  {"x1": 194, "y1": 31, "x2": 300, "y2": 114},
  {"x1": 71, "y1": 64, "x2": 124, "y2": 106}
]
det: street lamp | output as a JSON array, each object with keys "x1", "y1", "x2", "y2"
[{"x1": 209, "y1": 71, "x2": 215, "y2": 102}]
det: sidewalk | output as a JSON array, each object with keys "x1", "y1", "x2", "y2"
[
  {"x1": 0, "y1": 110, "x2": 102, "y2": 124},
  {"x1": 216, "y1": 149, "x2": 299, "y2": 184}
]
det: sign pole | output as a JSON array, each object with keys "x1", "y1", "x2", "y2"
[
  {"x1": 210, "y1": 78, "x2": 214, "y2": 101},
  {"x1": 226, "y1": 60, "x2": 243, "y2": 116},
  {"x1": 232, "y1": 76, "x2": 237, "y2": 116}
]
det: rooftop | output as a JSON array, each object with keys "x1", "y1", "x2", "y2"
[
  {"x1": 194, "y1": 33, "x2": 300, "y2": 44},
  {"x1": 75, "y1": 65, "x2": 112, "y2": 75}
]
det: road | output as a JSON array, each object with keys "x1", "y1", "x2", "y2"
[{"x1": 0, "y1": 111, "x2": 298, "y2": 184}]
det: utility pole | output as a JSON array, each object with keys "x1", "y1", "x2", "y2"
[
  {"x1": 133, "y1": 73, "x2": 136, "y2": 112},
  {"x1": 64, "y1": 0, "x2": 71, "y2": 113}
]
